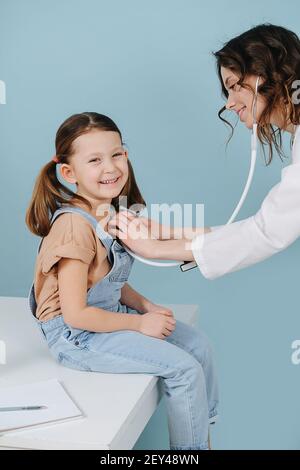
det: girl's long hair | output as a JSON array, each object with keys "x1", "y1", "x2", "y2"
[
  {"x1": 26, "y1": 112, "x2": 145, "y2": 236},
  {"x1": 213, "y1": 23, "x2": 300, "y2": 164}
]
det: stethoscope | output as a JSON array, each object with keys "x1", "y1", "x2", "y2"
[{"x1": 118, "y1": 76, "x2": 261, "y2": 272}]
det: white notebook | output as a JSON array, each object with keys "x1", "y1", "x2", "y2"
[{"x1": 0, "y1": 379, "x2": 84, "y2": 435}]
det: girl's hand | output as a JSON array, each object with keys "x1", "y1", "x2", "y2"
[
  {"x1": 138, "y1": 310, "x2": 176, "y2": 340},
  {"x1": 108, "y1": 211, "x2": 160, "y2": 258},
  {"x1": 142, "y1": 300, "x2": 175, "y2": 319}
]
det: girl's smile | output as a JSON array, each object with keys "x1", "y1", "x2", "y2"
[
  {"x1": 99, "y1": 176, "x2": 121, "y2": 185},
  {"x1": 60, "y1": 129, "x2": 129, "y2": 204}
]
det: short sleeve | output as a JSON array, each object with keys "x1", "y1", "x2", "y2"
[{"x1": 41, "y1": 213, "x2": 97, "y2": 275}]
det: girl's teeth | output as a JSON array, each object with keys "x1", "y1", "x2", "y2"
[{"x1": 100, "y1": 178, "x2": 119, "y2": 184}]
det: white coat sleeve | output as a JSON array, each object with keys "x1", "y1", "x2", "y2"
[{"x1": 191, "y1": 160, "x2": 300, "y2": 280}]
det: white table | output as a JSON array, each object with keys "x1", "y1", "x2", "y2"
[{"x1": 0, "y1": 297, "x2": 198, "y2": 450}]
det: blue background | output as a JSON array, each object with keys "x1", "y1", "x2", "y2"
[{"x1": 1, "y1": 0, "x2": 299, "y2": 449}]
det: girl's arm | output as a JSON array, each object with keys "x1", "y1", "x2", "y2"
[
  {"x1": 120, "y1": 283, "x2": 174, "y2": 317},
  {"x1": 57, "y1": 258, "x2": 175, "y2": 338},
  {"x1": 120, "y1": 283, "x2": 152, "y2": 314},
  {"x1": 58, "y1": 257, "x2": 141, "y2": 332}
]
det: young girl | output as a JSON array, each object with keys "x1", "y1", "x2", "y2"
[{"x1": 25, "y1": 112, "x2": 218, "y2": 451}]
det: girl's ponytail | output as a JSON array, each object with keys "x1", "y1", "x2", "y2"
[{"x1": 25, "y1": 158, "x2": 91, "y2": 237}]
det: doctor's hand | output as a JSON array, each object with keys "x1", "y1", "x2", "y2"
[
  {"x1": 109, "y1": 211, "x2": 174, "y2": 240},
  {"x1": 135, "y1": 216, "x2": 174, "y2": 240},
  {"x1": 108, "y1": 211, "x2": 161, "y2": 258},
  {"x1": 108, "y1": 211, "x2": 196, "y2": 262}
]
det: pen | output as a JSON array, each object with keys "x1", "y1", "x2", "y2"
[{"x1": 0, "y1": 406, "x2": 47, "y2": 412}]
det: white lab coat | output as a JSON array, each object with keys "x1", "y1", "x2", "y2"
[{"x1": 191, "y1": 125, "x2": 300, "y2": 280}]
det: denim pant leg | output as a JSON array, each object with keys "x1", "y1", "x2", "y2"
[
  {"x1": 45, "y1": 320, "x2": 210, "y2": 450},
  {"x1": 125, "y1": 308, "x2": 219, "y2": 423},
  {"x1": 165, "y1": 320, "x2": 219, "y2": 423}
]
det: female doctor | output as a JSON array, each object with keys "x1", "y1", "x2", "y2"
[{"x1": 108, "y1": 23, "x2": 300, "y2": 280}]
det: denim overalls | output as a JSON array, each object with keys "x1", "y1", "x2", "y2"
[{"x1": 28, "y1": 205, "x2": 218, "y2": 450}]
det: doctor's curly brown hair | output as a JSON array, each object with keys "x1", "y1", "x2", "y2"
[{"x1": 214, "y1": 23, "x2": 300, "y2": 164}]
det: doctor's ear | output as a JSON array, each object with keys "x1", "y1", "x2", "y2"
[{"x1": 59, "y1": 163, "x2": 78, "y2": 185}]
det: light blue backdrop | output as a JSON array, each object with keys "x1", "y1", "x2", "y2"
[{"x1": 1, "y1": 0, "x2": 299, "y2": 450}]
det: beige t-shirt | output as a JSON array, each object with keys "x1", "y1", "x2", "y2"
[{"x1": 33, "y1": 211, "x2": 111, "y2": 322}]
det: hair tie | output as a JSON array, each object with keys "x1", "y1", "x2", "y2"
[{"x1": 52, "y1": 155, "x2": 59, "y2": 163}]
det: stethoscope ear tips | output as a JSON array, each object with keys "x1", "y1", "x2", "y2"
[{"x1": 255, "y1": 76, "x2": 260, "y2": 93}]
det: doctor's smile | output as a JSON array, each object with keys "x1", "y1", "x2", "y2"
[
  {"x1": 236, "y1": 106, "x2": 246, "y2": 119},
  {"x1": 222, "y1": 70, "x2": 267, "y2": 129}
]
